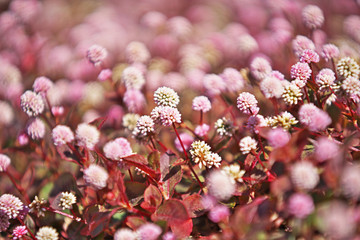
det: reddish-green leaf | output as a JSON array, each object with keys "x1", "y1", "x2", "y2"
[
  {"x1": 126, "y1": 216, "x2": 146, "y2": 230},
  {"x1": 159, "y1": 166, "x2": 182, "y2": 199},
  {"x1": 152, "y1": 199, "x2": 190, "y2": 224},
  {"x1": 123, "y1": 154, "x2": 158, "y2": 179},
  {"x1": 141, "y1": 184, "x2": 162, "y2": 212},
  {"x1": 182, "y1": 194, "x2": 205, "y2": 218},
  {"x1": 170, "y1": 219, "x2": 193, "y2": 238}
]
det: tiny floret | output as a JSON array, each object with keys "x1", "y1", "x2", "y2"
[
  {"x1": 282, "y1": 82, "x2": 302, "y2": 105},
  {"x1": 300, "y1": 49, "x2": 320, "y2": 63},
  {"x1": 159, "y1": 106, "x2": 182, "y2": 126},
  {"x1": 132, "y1": 115, "x2": 155, "y2": 141},
  {"x1": 153, "y1": 86, "x2": 179, "y2": 107},
  {"x1": 75, "y1": 123, "x2": 100, "y2": 150},
  {"x1": 12, "y1": 225, "x2": 28, "y2": 239},
  {"x1": 337, "y1": 57, "x2": 360, "y2": 78},
  {"x1": 214, "y1": 117, "x2": 234, "y2": 137},
  {"x1": 36, "y1": 226, "x2": 59, "y2": 240},
  {"x1": 20, "y1": 90, "x2": 44, "y2": 117},
  {"x1": 83, "y1": 164, "x2": 109, "y2": 189}
]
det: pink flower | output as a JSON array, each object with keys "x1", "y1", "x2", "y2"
[
  {"x1": 302, "y1": 5, "x2": 324, "y2": 29},
  {"x1": 83, "y1": 164, "x2": 109, "y2": 189},
  {"x1": 137, "y1": 223, "x2": 162, "y2": 240},
  {"x1": 12, "y1": 225, "x2": 28, "y2": 239},
  {"x1": 98, "y1": 69, "x2": 112, "y2": 82},
  {"x1": 125, "y1": 41, "x2": 150, "y2": 64},
  {"x1": 0, "y1": 210, "x2": 9, "y2": 232},
  {"x1": 203, "y1": 74, "x2": 226, "y2": 96},
  {"x1": 86, "y1": 44, "x2": 107, "y2": 66},
  {"x1": 192, "y1": 96, "x2": 211, "y2": 112},
  {"x1": 20, "y1": 90, "x2": 44, "y2": 117},
  {"x1": 174, "y1": 133, "x2": 194, "y2": 152},
  {"x1": 124, "y1": 89, "x2": 146, "y2": 113},
  {"x1": 316, "y1": 68, "x2": 336, "y2": 88},
  {"x1": 300, "y1": 49, "x2": 320, "y2": 63},
  {"x1": 103, "y1": 138, "x2": 133, "y2": 161},
  {"x1": 291, "y1": 62, "x2": 312, "y2": 83},
  {"x1": 207, "y1": 170, "x2": 235, "y2": 201},
  {"x1": 220, "y1": 67, "x2": 245, "y2": 91},
  {"x1": 208, "y1": 205, "x2": 230, "y2": 223},
  {"x1": 52, "y1": 125, "x2": 74, "y2": 146},
  {"x1": 260, "y1": 76, "x2": 284, "y2": 99},
  {"x1": 159, "y1": 106, "x2": 182, "y2": 126},
  {"x1": 33, "y1": 76, "x2": 53, "y2": 93},
  {"x1": 291, "y1": 161, "x2": 319, "y2": 191},
  {"x1": 299, "y1": 103, "x2": 331, "y2": 131},
  {"x1": 250, "y1": 56, "x2": 272, "y2": 81},
  {"x1": 292, "y1": 35, "x2": 315, "y2": 57},
  {"x1": 315, "y1": 137, "x2": 340, "y2": 162},
  {"x1": 141, "y1": 11, "x2": 167, "y2": 29},
  {"x1": 75, "y1": 123, "x2": 100, "y2": 150},
  {"x1": 267, "y1": 128, "x2": 291, "y2": 148},
  {"x1": 0, "y1": 154, "x2": 10, "y2": 172},
  {"x1": 237, "y1": 92, "x2": 259, "y2": 115},
  {"x1": 288, "y1": 193, "x2": 314, "y2": 219},
  {"x1": 321, "y1": 44, "x2": 340, "y2": 61},
  {"x1": 27, "y1": 118, "x2": 46, "y2": 140},
  {"x1": 51, "y1": 106, "x2": 64, "y2": 117},
  {"x1": 0, "y1": 194, "x2": 23, "y2": 219},
  {"x1": 195, "y1": 124, "x2": 210, "y2": 137},
  {"x1": 17, "y1": 133, "x2": 29, "y2": 146}
]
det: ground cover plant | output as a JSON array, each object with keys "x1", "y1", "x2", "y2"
[{"x1": 1, "y1": 0, "x2": 360, "y2": 239}]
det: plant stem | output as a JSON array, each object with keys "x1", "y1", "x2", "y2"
[
  {"x1": 6, "y1": 171, "x2": 30, "y2": 203},
  {"x1": 17, "y1": 216, "x2": 37, "y2": 240},
  {"x1": 45, "y1": 207, "x2": 85, "y2": 223}
]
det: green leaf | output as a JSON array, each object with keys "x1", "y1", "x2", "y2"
[{"x1": 39, "y1": 182, "x2": 54, "y2": 199}]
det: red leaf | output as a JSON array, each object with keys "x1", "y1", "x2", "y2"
[
  {"x1": 170, "y1": 219, "x2": 193, "y2": 238},
  {"x1": 152, "y1": 199, "x2": 190, "y2": 224},
  {"x1": 159, "y1": 166, "x2": 182, "y2": 199},
  {"x1": 123, "y1": 154, "x2": 159, "y2": 180},
  {"x1": 140, "y1": 184, "x2": 162, "y2": 212},
  {"x1": 182, "y1": 194, "x2": 205, "y2": 218},
  {"x1": 126, "y1": 216, "x2": 146, "y2": 230}
]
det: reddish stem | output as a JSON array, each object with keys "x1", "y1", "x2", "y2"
[
  {"x1": 6, "y1": 171, "x2": 30, "y2": 204},
  {"x1": 45, "y1": 207, "x2": 85, "y2": 223},
  {"x1": 200, "y1": 110, "x2": 203, "y2": 125}
]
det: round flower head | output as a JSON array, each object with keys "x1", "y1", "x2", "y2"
[
  {"x1": 316, "y1": 68, "x2": 336, "y2": 89},
  {"x1": 75, "y1": 123, "x2": 100, "y2": 150},
  {"x1": 246, "y1": 114, "x2": 266, "y2": 134},
  {"x1": 207, "y1": 170, "x2": 235, "y2": 201},
  {"x1": 103, "y1": 138, "x2": 133, "y2": 161},
  {"x1": 12, "y1": 225, "x2": 28, "y2": 239},
  {"x1": 341, "y1": 164, "x2": 360, "y2": 200},
  {"x1": 282, "y1": 82, "x2": 302, "y2": 105},
  {"x1": 267, "y1": 128, "x2": 291, "y2": 148},
  {"x1": 321, "y1": 44, "x2": 340, "y2": 61},
  {"x1": 0, "y1": 101, "x2": 14, "y2": 125},
  {"x1": 344, "y1": 15, "x2": 360, "y2": 42},
  {"x1": 337, "y1": 57, "x2": 360, "y2": 78},
  {"x1": 0, "y1": 210, "x2": 9, "y2": 232},
  {"x1": 194, "y1": 124, "x2": 210, "y2": 137},
  {"x1": 51, "y1": 106, "x2": 64, "y2": 117},
  {"x1": 97, "y1": 69, "x2": 112, "y2": 82},
  {"x1": 83, "y1": 164, "x2": 109, "y2": 189},
  {"x1": 124, "y1": 89, "x2": 146, "y2": 113},
  {"x1": 86, "y1": 44, "x2": 107, "y2": 66},
  {"x1": 132, "y1": 115, "x2": 155, "y2": 141},
  {"x1": 302, "y1": 5, "x2": 324, "y2": 29},
  {"x1": 299, "y1": 103, "x2": 331, "y2": 131},
  {"x1": 291, "y1": 161, "x2": 319, "y2": 191},
  {"x1": 137, "y1": 223, "x2": 162, "y2": 240},
  {"x1": 20, "y1": 90, "x2": 44, "y2": 117},
  {"x1": 203, "y1": 74, "x2": 226, "y2": 96},
  {"x1": 36, "y1": 226, "x2": 59, "y2": 240},
  {"x1": 260, "y1": 76, "x2": 284, "y2": 99},
  {"x1": 122, "y1": 66, "x2": 145, "y2": 90},
  {"x1": 28, "y1": 196, "x2": 47, "y2": 218},
  {"x1": 114, "y1": 228, "x2": 138, "y2": 240},
  {"x1": 192, "y1": 96, "x2": 211, "y2": 112},
  {"x1": 125, "y1": 41, "x2": 150, "y2": 64},
  {"x1": 58, "y1": 192, "x2": 76, "y2": 210},
  {"x1": 237, "y1": 92, "x2": 259, "y2": 115},
  {"x1": 174, "y1": 133, "x2": 194, "y2": 152},
  {"x1": 342, "y1": 77, "x2": 360, "y2": 102},
  {"x1": 236, "y1": 34, "x2": 258, "y2": 57},
  {"x1": 222, "y1": 164, "x2": 245, "y2": 183},
  {"x1": 208, "y1": 205, "x2": 230, "y2": 223},
  {"x1": 292, "y1": 35, "x2": 315, "y2": 57},
  {"x1": 162, "y1": 232, "x2": 176, "y2": 240},
  {"x1": 250, "y1": 57, "x2": 272, "y2": 81},
  {"x1": 315, "y1": 137, "x2": 340, "y2": 162},
  {"x1": 215, "y1": 117, "x2": 234, "y2": 137},
  {"x1": 33, "y1": 76, "x2": 53, "y2": 93},
  {"x1": 272, "y1": 111, "x2": 299, "y2": 130},
  {"x1": 300, "y1": 49, "x2": 320, "y2": 63},
  {"x1": 141, "y1": 11, "x2": 166, "y2": 29},
  {"x1": 190, "y1": 141, "x2": 211, "y2": 168},
  {"x1": 220, "y1": 67, "x2": 245, "y2": 91},
  {"x1": 290, "y1": 62, "x2": 312, "y2": 84},
  {"x1": 239, "y1": 136, "x2": 257, "y2": 154},
  {"x1": 287, "y1": 193, "x2": 314, "y2": 219},
  {"x1": 0, "y1": 194, "x2": 23, "y2": 219},
  {"x1": 270, "y1": 70, "x2": 285, "y2": 81},
  {"x1": 27, "y1": 118, "x2": 46, "y2": 140},
  {"x1": 0, "y1": 153, "x2": 10, "y2": 172},
  {"x1": 123, "y1": 113, "x2": 140, "y2": 131},
  {"x1": 159, "y1": 106, "x2": 181, "y2": 126},
  {"x1": 52, "y1": 125, "x2": 74, "y2": 146},
  {"x1": 153, "y1": 86, "x2": 179, "y2": 107}
]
